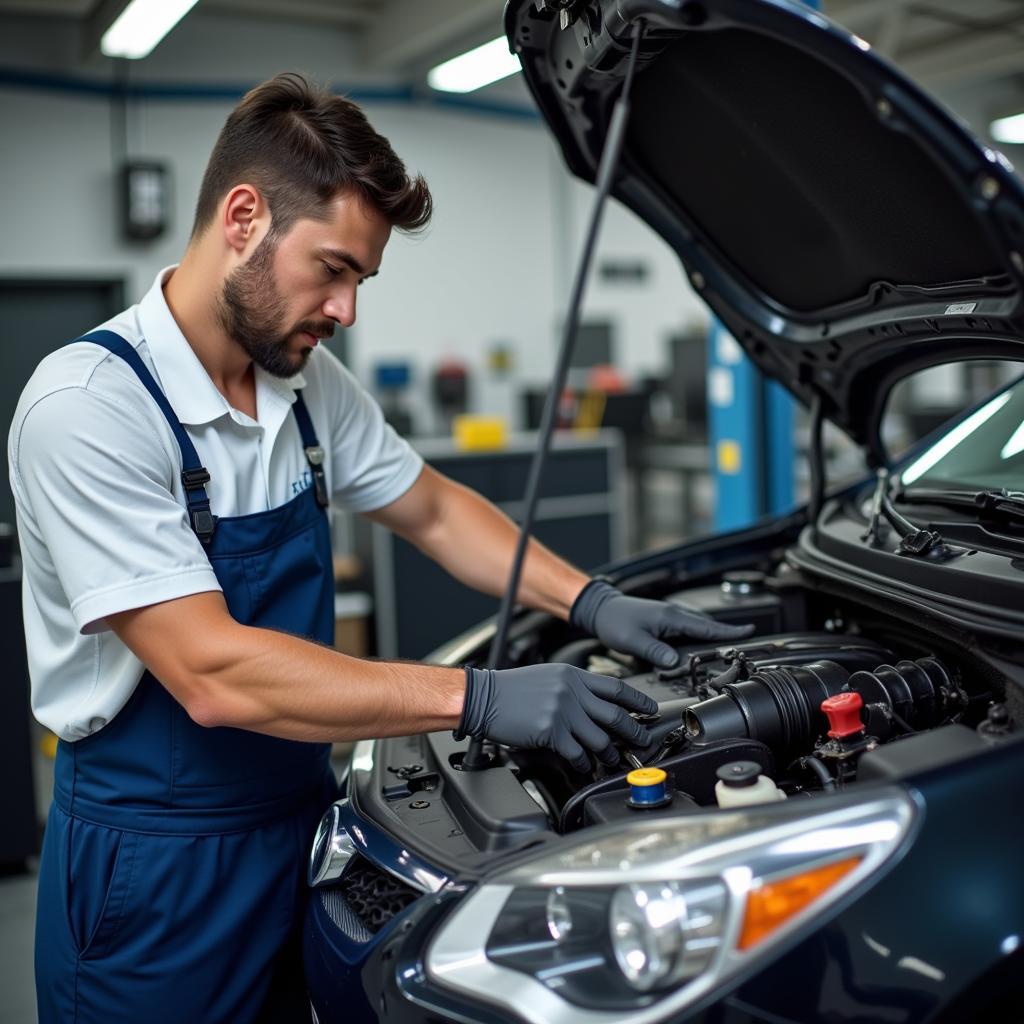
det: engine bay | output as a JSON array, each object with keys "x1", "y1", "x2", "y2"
[
  {"x1": 355, "y1": 555, "x2": 1020, "y2": 869},
  {"x1": 511, "y1": 567, "x2": 1016, "y2": 835},
  {"x1": 517, "y1": 629, "x2": 981, "y2": 834}
]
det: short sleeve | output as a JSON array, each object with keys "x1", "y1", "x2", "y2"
[
  {"x1": 11, "y1": 386, "x2": 222, "y2": 633},
  {"x1": 316, "y1": 350, "x2": 424, "y2": 512}
]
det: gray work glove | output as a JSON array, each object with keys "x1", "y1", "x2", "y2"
[
  {"x1": 457, "y1": 664, "x2": 658, "y2": 773},
  {"x1": 570, "y1": 579, "x2": 755, "y2": 670}
]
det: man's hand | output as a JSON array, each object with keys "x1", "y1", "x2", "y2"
[
  {"x1": 458, "y1": 664, "x2": 658, "y2": 773},
  {"x1": 571, "y1": 580, "x2": 755, "y2": 670}
]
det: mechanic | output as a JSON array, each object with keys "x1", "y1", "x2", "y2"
[{"x1": 9, "y1": 73, "x2": 751, "y2": 1023}]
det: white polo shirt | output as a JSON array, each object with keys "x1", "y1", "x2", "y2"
[{"x1": 8, "y1": 266, "x2": 423, "y2": 741}]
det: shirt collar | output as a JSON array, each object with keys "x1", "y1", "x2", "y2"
[{"x1": 137, "y1": 265, "x2": 307, "y2": 427}]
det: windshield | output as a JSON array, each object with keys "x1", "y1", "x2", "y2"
[{"x1": 900, "y1": 372, "x2": 1024, "y2": 491}]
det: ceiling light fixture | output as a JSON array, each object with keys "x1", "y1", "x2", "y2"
[
  {"x1": 427, "y1": 37, "x2": 521, "y2": 94},
  {"x1": 101, "y1": 0, "x2": 200, "y2": 60},
  {"x1": 990, "y1": 112, "x2": 1024, "y2": 145}
]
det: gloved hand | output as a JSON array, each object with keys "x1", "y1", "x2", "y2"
[
  {"x1": 570, "y1": 579, "x2": 755, "y2": 669},
  {"x1": 457, "y1": 663, "x2": 658, "y2": 773}
]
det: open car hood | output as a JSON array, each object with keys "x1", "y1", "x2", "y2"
[{"x1": 504, "y1": 0, "x2": 1024, "y2": 463}]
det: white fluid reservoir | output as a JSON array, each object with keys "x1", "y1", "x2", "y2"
[{"x1": 714, "y1": 760, "x2": 787, "y2": 808}]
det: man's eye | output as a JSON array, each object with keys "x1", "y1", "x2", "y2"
[{"x1": 323, "y1": 263, "x2": 342, "y2": 277}]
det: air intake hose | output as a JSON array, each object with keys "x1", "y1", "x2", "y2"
[
  {"x1": 684, "y1": 658, "x2": 956, "y2": 757},
  {"x1": 849, "y1": 657, "x2": 957, "y2": 738},
  {"x1": 684, "y1": 660, "x2": 848, "y2": 759}
]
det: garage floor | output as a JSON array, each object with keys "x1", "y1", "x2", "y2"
[{"x1": 0, "y1": 867, "x2": 37, "y2": 1024}]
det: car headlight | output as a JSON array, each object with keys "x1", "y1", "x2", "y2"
[
  {"x1": 609, "y1": 879, "x2": 726, "y2": 991},
  {"x1": 426, "y1": 791, "x2": 915, "y2": 1023}
]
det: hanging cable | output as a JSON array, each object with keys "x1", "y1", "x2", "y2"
[{"x1": 462, "y1": 20, "x2": 646, "y2": 771}]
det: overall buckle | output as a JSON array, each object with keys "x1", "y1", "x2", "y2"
[
  {"x1": 181, "y1": 467, "x2": 211, "y2": 489},
  {"x1": 181, "y1": 467, "x2": 215, "y2": 542},
  {"x1": 190, "y1": 508, "x2": 217, "y2": 544},
  {"x1": 304, "y1": 445, "x2": 330, "y2": 509}
]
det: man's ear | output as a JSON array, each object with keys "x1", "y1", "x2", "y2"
[{"x1": 221, "y1": 184, "x2": 270, "y2": 256}]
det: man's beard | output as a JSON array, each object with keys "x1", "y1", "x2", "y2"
[{"x1": 217, "y1": 233, "x2": 332, "y2": 379}]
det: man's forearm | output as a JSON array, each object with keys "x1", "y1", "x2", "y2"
[
  {"x1": 401, "y1": 480, "x2": 590, "y2": 619},
  {"x1": 111, "y1": 592, "x2": 466, "y2": 743},
  {"x1": 202, "y1": 628, "x2": 466, "y2": 740}
]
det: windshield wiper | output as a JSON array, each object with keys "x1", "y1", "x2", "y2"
[
  {"x1": 862, "y1": 470, "x2": 962, "y2": 557},
  {"x1": 895, "y1": 487, "x2": 1024, "y2": 523}
]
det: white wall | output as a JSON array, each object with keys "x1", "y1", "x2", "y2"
[
  {"x1": 4, "y1": 8, "x2": 1017, "y2": 431},
  {"x1": 0, "y1": 11, "x2": 706, "y2": 433}
]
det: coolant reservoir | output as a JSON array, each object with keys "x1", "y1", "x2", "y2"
[
  {"x1": 715, "y1": 761, "x2": 786, "y2": 808},
  {"x1": 626, "y1": 767, "x2": 672, "y2": 808}
]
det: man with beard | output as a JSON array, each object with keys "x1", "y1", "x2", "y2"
[{"x1": 9, "y1": 74, "x2": 750, "y2": 1022}]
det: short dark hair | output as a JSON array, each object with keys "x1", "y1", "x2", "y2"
[{"x1": 192, "y1": 72, "x2": 432, "y2": 238}]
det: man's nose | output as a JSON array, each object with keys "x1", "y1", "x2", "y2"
[{"x1": 323, "y1": 284, "x2": 356, "y2": 328}]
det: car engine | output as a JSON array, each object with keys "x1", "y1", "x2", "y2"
[
  {"x1": 355, "y1": 558, "x2": 1018, "y2": 867},
  {"x1": 496, "y1": 565, "x2": 1012, "y2": 838}
]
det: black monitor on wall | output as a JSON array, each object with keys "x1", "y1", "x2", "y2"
[
  {"x1": 570, "y1": 320, "x2": 614, "y2": 369},
  {"x1": 667, "y1": 330, "x2": 709, "y2": 440}
]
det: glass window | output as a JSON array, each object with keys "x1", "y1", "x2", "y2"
[{"x1": 900, "y1": 372, "x2": 1024, "y2": 490}]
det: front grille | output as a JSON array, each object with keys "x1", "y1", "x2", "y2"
[
  {"x1": 319, "y1": 855, "x2": 420, "y2": 941},
  {"x1": 319, "y1": 888, "x2": 374, "y2": 943}
]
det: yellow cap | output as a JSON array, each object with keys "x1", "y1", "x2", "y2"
[{"x1": 627, "y1": 767, "x2": 667, "y2": 787}]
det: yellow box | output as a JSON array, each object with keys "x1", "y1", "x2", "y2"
[
  {"x1": 717, "y1": 439, "x2": 742, "y2": 475},
  {"x1": 453, "y1": 415, "x2": 508, "y2": 451}
]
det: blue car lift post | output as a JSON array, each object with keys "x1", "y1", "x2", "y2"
[{"x1": 707, "y1": 320, "x2": 795, "y2": 530}]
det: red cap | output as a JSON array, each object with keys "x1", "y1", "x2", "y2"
[{"x1": 821, "y1": 692, "x2": 865, "y2": 739}]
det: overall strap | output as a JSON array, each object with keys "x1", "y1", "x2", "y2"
[
  {"x1": 291, "y1": 391, "x2": 329, "y2": 509},
  {"x1": 79, "y1": 330, "x2": 216, "y2": 543}
]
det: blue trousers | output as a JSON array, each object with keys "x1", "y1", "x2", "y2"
[{"x1": 35, "y1": 798, "x2": 324, "y2": 1023}]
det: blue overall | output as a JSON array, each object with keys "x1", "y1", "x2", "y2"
[{"x1": 35, "y1": 331, "x2": 339, "y2": 1023}]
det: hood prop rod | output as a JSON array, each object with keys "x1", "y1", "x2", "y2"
[{"x1": 462, "y1": 20, "x2": 646, "y2": 771}]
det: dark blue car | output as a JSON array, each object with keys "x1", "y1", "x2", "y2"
[{"x1": 304, "y1": 1, "x2": 1024, "y2": 1020}]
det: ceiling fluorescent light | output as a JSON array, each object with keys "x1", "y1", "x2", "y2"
[
  {"x1": 101, "y1": 0, "x2": 200, "y2": 60},
  {"x1": 428, "y1": 37, "x2": 521, "y2": 94},
  {"x1": 990, "y1": 112, "x2": 1024, "y2": 145}
]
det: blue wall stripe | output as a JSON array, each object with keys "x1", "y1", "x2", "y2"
[
  {"x1": 431, "y1": 92, "x2": 539, "y2": 122},
  {"x1": 0, "y1": 66, "x2": 538, "y2": 121}
]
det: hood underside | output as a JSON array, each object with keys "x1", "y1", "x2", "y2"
[{"x1": 505, "y1": 0, "x2": 1024, "y2": 462}]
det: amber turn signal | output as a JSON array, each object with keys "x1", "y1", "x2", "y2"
[{"x1": 738, "y1": 856, "x2": 862, "y2": 950}]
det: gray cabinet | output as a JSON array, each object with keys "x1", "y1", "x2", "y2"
[{"x1": 372, "y1": 431, "x2": 626, "y2": 660}]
